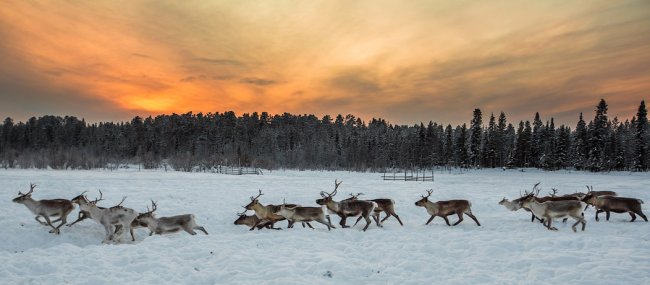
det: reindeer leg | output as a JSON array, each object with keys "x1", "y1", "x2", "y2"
[
  {"x1": 130, "y1": 228, "x2": 136, "y2": 241},
  {"x1": 315, "y1": 218, "x2": 331, "y2": 231},
  {"x1": 195, "y1": 226, "x2": 208, "y2": 235},
  {"x1": 374, "y1": 213, "x2": 383, "y2": 227},
  {"x1": 339, "y1": 215, "x2": 349, "y2": 228},
  {"x1": 530, "y1": 213, "x2": 535, "y2": 223},
  {"x1": 326, "y1": 215, "x2": 335, "y2": 229},
  {"x1": 41, "y1": 215, "x2": 60, "y2": 234},
  {"x1": 34, "y1": 215, "x2": 49, "y2": 226},
  {"x1": 466, "y1": 212, "x2": 481, "y2": 226},
  {"x1": 362, "y1": 215, "x2": 372, "y2": 232},
  {"x1": 634, "y1": 210, "x2": 648, "y2": 222},
  {"x1": 67, "y1": 212, "x2": 88, "y2": 227},
  {"x1": 605, "y1": 210, "x2": 611, "y2": 221},
  {"x1": 425, "y1": 215, "x2": 436, "y2": 225},
  {"x1": 547, "y1": 217, "x2": 557, "y2": 231},
  {"x1": 442, "y1": 215, "x2": 452, "y2": 226},
  {"x1": 352, "y1": 216, "x2": 363, "y2": 227},
  {"x1": 629, "y1": 212, "x2": 636, "y2": 222},
  {"x1": 305, "y1": 222, "x2": 314, "y2": 229},
  {"x1": 452, "y1": 212, "x2": 464, "y2": 226},
  {"x1": 380, "y1": 211, "x2": 391, "y2": 223},
  {"x1": 250, "y1": 219, "x2": 262, "y2": 231},
  {"x1": 393, "y1": 213, "x2": 404, "y2": 226},
  {"x1": 594, "y1": 210, "x2": 601, "y2": 221}
]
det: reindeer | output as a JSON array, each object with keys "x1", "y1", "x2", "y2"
[
  {"x1": 234, "y1": 209, "x2": 274, "y2": 229},
  {"x1": 244, "y1": 190, "x2": 287, "y2": 231},
  {"x1": 581, "y1": 194, "x2": 647, "y2": 222},
  {"x1": 12, "y1": 183, "x2": 75, "y2": 234},
  {"x1": 274, "y1": 200, "x2": 335, "y2": 231},
  {"x1": 74, "y1": 191, "x2": 138, "y2": 243},
  {"x1": 519, "y1": 183, "x2": 584, "y2": 223},
  {"x1": 415, "y1": 189, "x2": 480, "y2": 226},
  {"x1": 69, "y1": 191, "x2": 144, "y2": 241},
  {"x1": 315, "y1": 180, "x2": 378, "y2": 231},
  {"x1": 519, "y1": 195, "x2": 586, "y2": 232},
  {"x1": 344, "y1": 193, "x2": 404, "y2": 226},
  {"x1": 136, "y1": 201, "x2": 208, "y2": 236},
  {"x1": 582, "y1": 186, "x2": 617, "y2": 210},
  {"x1": 498, "y1": 197, "x2": 521, "y2": 211}
]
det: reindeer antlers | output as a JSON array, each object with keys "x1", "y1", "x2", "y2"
[
  {"x1": 19, "y1": 183, "x2": 37, "y2": 196},
  {"x1": 146, "y1": 200, "x2": 158, "y2": 214},
  {"x1": 321, "y1": 180, "x2": 342, "y2": 198},
  {"x1": 549, "y1": 188, "x2": 558, "y2": 197},
  {"x1": 91, "y1": 190, "x2": 105, "y2": 204},
  {"x1": 422, "y1": 189, "x2": 433, "y2": 198},
  {"x1": 586, "y1": 185, "x2": 593, "y2": 193},
  {"x1": 348, "y1": 192, "x2": 364, "y2": 199},
  {"x1": 115, "y1": 196, "x2": 127, "y2": 207},
  {"x1": 250, "y1": 189, "x2": 263, "y2": 201}
]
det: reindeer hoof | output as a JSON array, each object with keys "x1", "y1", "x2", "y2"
[{"x1": 550, "y1": 227, "x2": 558, "y2": 231}]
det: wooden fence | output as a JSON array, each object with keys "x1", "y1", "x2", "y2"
[
  {"x1": 215, "y1": 165, "x2": 263, "y2": 175},
  {"x1": 382, "y1": 169, "x2": 434, "y2": 181}
]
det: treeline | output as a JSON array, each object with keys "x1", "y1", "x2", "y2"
[{"x1": 0, "y1": 99, "x2": 647, "y2": 172}]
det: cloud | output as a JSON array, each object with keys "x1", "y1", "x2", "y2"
[
  {"x1": 196, "y1": 58, "x2": 244, "y2": 66},
  {"x1": 240, "y1": 77, "x2": 277, "y2": 86}
]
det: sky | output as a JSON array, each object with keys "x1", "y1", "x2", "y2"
[{"x1": 0, "y1": 1, "x2": 649, "y2": 127}]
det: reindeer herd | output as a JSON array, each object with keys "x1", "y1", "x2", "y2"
[
  {"x1": 11, "y1": 179, "x2": 648, "y2": 244},
  {"x1": 12, "y1": 184, "x2": 208, "y2": 243}
]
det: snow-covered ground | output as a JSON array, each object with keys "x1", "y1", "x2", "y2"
[{"x1": 0, "y1": 168, "x2": 648, "y2": 284}]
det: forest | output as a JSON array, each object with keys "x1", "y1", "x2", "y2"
[{"x1": 0, "y1": 99, "x2": 647, "y2": 172}]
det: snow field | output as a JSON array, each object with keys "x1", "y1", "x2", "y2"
[{"x1": 0, "y1": 169, "x2": 649, "y2": 284}]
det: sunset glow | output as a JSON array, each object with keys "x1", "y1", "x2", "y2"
[{"x1": 1, "y1": 1, "x2": 648, "y2": 125}]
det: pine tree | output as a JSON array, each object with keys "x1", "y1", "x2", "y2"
[
  {"x1": 531, "y1": 112, "x2": 544, "y2": 168},
  {"x1": 588, "y1": 99, "x2": 609, "y2": 172},
  {"x1": 469, "y1": 109, "x2": 483, "y2": 168},
  {"x1": 573, "y1": 113, "x2": 588, "y2": 170},
  {"x1": 634, "y1": 100, "x2": 648, "y2": 171},
  {"x1": 455, "y1": 124, "x2": 469, "y2": 168}
]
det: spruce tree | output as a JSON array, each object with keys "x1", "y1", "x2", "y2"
[
  {"x1": 634, "y1": 100, "x2": 648, "y2": 171},
  {"x1": 469, "y1": 109, "x2": 483, "y2": 168},
  {"x1": 588, "y1": 99, "x2": 609, "y2": 172}
]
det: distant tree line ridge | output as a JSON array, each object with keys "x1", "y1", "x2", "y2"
[{"x1": 0, "y1": 99, "x2": 648, "y2": 172}]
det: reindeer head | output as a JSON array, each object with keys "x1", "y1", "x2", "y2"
[
  {"x1": 316, "y1": 180, "x2": 342, "y2": 205},
  {"x1": 234, "y1": 208, "x2": 249, "y2": 225},
  {"x1": 136, "y1": 200, "x2": 158, "y2": 226},
  {"x1": 12, "y1": 183, "x2": 36, "y2": 203},
  {"x1": 244, "y1": 190, "x2": 264, "y2": 210},
  {"x1": 415, "y1": 189, "x2": 433, "y2": 207},
  {"x1": 70, "y1": 191, "x2": 89, "y2": 205},
  {"x1": 498, "y1": 197, "x2": 508, "y2": 205}
]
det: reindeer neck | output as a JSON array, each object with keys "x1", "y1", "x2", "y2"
[
  {"x1": 326, "y1": 200, "x2": 341, "y2": 212},
  {"x1": 20, "y1": 198, "x2": 40, "y2": 213},
  {"x1": 250, "y1": 203, "x2": 269, "y2": 216}
]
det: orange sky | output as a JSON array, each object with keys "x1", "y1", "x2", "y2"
[{"x1": 1, "y1": 1, "x2": 649, "y2": 126}]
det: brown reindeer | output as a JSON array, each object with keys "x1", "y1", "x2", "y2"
[
  {"x1": 136, "y1": 201, "x2": 208, "y2": 236},
  {"x1": 274, "y1": 200, "x2": 335, "y2": 231},
  {"x1": 581, "y1": 194, "x2": 647, "y2": 222},
  {"x1": 244, "y1": 190, "x2": 287, "y2": 231},
  {"x1": 414, "y1": 189, "x2": 480, "y2": 226},
  {"x1": 315, "y1": 180, "x2": 378, "y2": 231},
  {"x1": 234, "y1": 209, "x2": 274, "y2": 229},
  {"x1": 519, "y1": 195, "x2": 586, "y2": 232},
  {"x1": 12, "y1": 183, "x2": 75, "y2": 234},
  {"x1": 344, "y1": 193, "x2": 404, "y2": 226}
]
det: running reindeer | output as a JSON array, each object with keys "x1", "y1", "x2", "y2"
[
  {"x1": 136, "y1": 200, "x2": 208, "y2": 236},
  {"x1": 74, "y1": 190, "x2": 138, "y2": 243},
  {"x1": 12, "y1": 183, "x2": 75, "y2": 234},
  {"x1": 244, "y1": 190, "x2": 287, "y2": 230},
  {"x1": 68, "y1": 191, "x2": 145, "y2": 241},
  {"x1": 344, "y1": 193, "x2": 404, "y2": 227},
  {"x1": 414, "y1": 189, "x2": 481, "y2": 226},
  {"x1": 315, "y1": 180, "x2": 379, "y2": 231}
]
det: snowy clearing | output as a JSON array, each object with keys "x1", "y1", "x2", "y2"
[{"x1": 1, "y1": 168, "x2": 649, "y2": 285}]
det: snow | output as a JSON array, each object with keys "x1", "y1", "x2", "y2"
[{"x1": 1, "y1": 168, "x2": 649, "y2": 284}]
